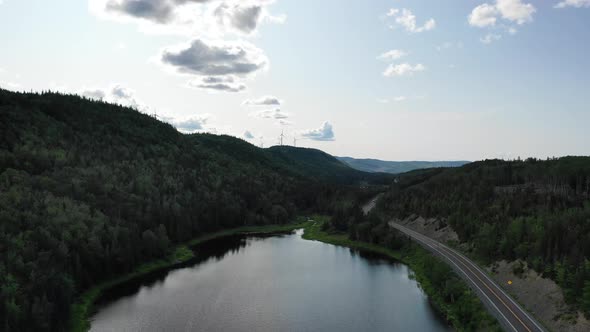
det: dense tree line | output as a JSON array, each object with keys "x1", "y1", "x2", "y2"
[
  {"x1": 0, "y1": 89, "x2": 384, "y2": 331},
  {"x1": 378, "y1": 157, "x2": 590, "y2": 315}
]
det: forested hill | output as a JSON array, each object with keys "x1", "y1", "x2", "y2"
[
  {"x1": 378, "y1": 157, "x2": 590, "y2": 315},
  {"x1": 337, "y1": 156, "x2": 469, "y2": 174},
  {"x1": 0, "y1": 89, "x2": 386, "y2": 331},
  {"x1": 268, "y1": 146, "x2": 392, "y2": 184},
  {"x1": 190, "y1": 135, "x2": 393, "y2": 185}
]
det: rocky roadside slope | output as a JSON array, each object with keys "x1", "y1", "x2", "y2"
[{"x1": 394, "y1": 214, "x2": 589, "y2": 332}]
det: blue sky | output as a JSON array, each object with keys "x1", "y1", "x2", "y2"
[{"x1": 0, "y1": 0, "x2": 588, "y2": 161}]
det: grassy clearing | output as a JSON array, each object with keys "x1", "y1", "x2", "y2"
[{"x1": 68, "y1": 221, "x2": 308, "y2": 332}]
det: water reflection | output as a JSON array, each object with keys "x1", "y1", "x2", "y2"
[
  {"x1": 91, "y1": 230, "x2": 452, "y2": 332},
  {"x1": 96, "y1": 233, "x2": 287, "y2": 306}
]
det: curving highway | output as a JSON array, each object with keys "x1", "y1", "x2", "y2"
[{"x1": 388, "y1": 221, "x2": 547, "y2": 332}]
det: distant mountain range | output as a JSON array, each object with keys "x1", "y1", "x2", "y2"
[{"x1": 336, "y1": 157, "x2": 470, "y2": 174}]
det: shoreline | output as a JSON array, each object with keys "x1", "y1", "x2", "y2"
[
  {"x1": 302, "y1": 217, "x2": 501, "y2": 332},
  {"x1": 69, "y1": 217, "x2": 497, "y2": 332},
  {"x1": 68, "y1": 221, "x2": 310, "y2": 332}
]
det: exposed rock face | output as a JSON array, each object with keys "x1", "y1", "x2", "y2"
[
  {"x1": 395, "y1": 214, "x2": 459, "y2": 244},
  {"x1": 487, "y1": 260, "x2": 590, "y2": 332},
  {"x1": 393, "y1": 215, "x2": 590, "y2": 332}
]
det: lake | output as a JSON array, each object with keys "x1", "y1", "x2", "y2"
[{"x1": 90, "y1": 229, "x2": 452, "y2": 332}]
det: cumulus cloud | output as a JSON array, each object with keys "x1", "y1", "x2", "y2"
[
  {"x1": 80, "y1": 88, "x2": 107, "y2": 100},
  {"x1": 555, "y1": 0, "x2": 590, "y2": 8},
  {"x1": 161, "y1": 39, "x2": 267, "y2": 76},
  {"x1": 300, "y1": 122, "x2": 335, "y2": 141},
  {"x1": 386, "y1": 8, "x2": 436, "y2": 33},
  {"x1": 377, "y1": 49, "x2": 407, "y2": 61},
  {"x1": 242, "y1": 95, "x2": 281, "y2": 106},
  {"x1": 469, "y1": 0, "x2": 535, "y2": 28},
  {"x1": 91, "y1": 1, "x2": 283, "y2": 92},
  {"x1": 101, "y1": 0, "x2": 179, "y2": 24},
  {"x1": 172, "y1": 114, "x2": 211, "y2": 133},
  {"x1": 111, "y1": 84, "x2": 135, "y2": 100},
  {"x1": 187, "y1": 76, "x2": 246, "y2": 92},
  {"x1": 160, "y1": 39, "x2": 267, "y2": 92},
  {"x1": 80, "y1": 84, "x2": 145, "y2": 110},
  {"x1": 90, "y1": 0, "x2": 283, "y2": 36},
  {"x1": 76, "y1": 83, "x2": 219, "y2": 133},
  {"x1": 383, "y1": 63, "x2": 426, "y2": 77},
  {"x1": 497, "y1": 0, "x2": 535, "y2": 24},
  {"x1": 250, "y1": 108, "x2": 289, "y2": 119},
  {"x1": 215, "y1": 2, "x2": 264, "y2": 34},
  {"x1": 469, "y1": 1, "x2": 534, "y2": 44},
  {"x1": 469, "y1": 3, "x2": 500, "y2": 27}
]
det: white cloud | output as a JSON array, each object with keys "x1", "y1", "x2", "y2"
[
  {"x1": 300, "y1": 121, "x2": 335, "y2": 141},
  {"x1": 160, "y1": 39, "x2": 268, "y2": 93},
  {"x1": 250, "y1": 108, "x2": 290, "y2": 119},
  {"x1": 90, "y1": 0, "x2": 283, "y2": 36},
  {"x1": 242, "y1": 95, "x2": 281, "y2": 106},
  {"x1": 496, "y1": 0, "x2": 536, "y2": 24},
  {"x1": 394, "y1": 96, "x2": 407, "y2": 102},
  {"x1": 80, "y1": 84, "x2": 146, "y2": 110},
  {"x1": 214, "y1": 2, "x2": 265, "y2": 35},
  {"x1": 81, "y1": 88, "x2": 107, "y2": 100},
  {"x1": 187, "y1": 76, "x2": 246, "y2": 92},
  {"x1": 469, "y1": 0, "x2": 535, "y2": 28},
  {"x1": 0, "y1": 81, "x2": 21, "y2": 91},
  {"x1": 386, "y1": 8, "x2": 436, "y2": 33},
  {"x1": 90, "y1": 1, "x2": 282, "y2": 92},
  {"x1": 555, "y1": 0, "x2": 590, "y2": 8},
  {"x1": 480, "y1": 33, "x2": 502, "y2": 44},
  {"x1": 377, "y1": 49, "x2": 407, "y2": 61},
  {"x1": 160, "y1": 39, "x2": 267, "y2": 76},
  {"x1": 383, "y1": 63, "x2": 426, "y2": 77},
  {"x1": 76, "y1": 83, "x2": 218, "y2": 134},
  {"x1": 469, "y1": 3, "x2": 500, "y2": 27},
  {"x1": 172, "y1": 114, "x2": 212, "y2": 133}
]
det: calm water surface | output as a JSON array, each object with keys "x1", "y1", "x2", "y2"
[{"x1": 90, "y1": 229, "x2": 452, "y2": 332}]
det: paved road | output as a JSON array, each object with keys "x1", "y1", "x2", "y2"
[
  {"x1": 389, "y1": 221, "x2": 547, "y2": 332},
  {"x1": 362, "y1": 194, "x2": 382, "y2": 215}
]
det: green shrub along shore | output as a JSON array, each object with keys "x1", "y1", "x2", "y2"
[
  {"x1": 68, "y1": 222, "x2": 309, "y2": 332},
  {"x1": 69, "y1": 216, "x2": 500, "y2": 332},
  {"x1": 304, "y1": 216, "x2": 502, "y2": 332}
]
